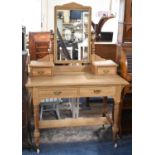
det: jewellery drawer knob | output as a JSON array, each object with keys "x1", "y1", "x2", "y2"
[
  {"x1": 53, "y1": 91, "x2": 62, "y2": 95},
  {"x1": 38, "y1": 70, "x2": 44, "y2": 75},
  {"x1": 94, "y1": 90, "x2": 101, "y2": 94},
  {"x1": 103, "y1": 70, "x2": 109, "y2": 74}
]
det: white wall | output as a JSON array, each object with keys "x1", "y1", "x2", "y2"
[
  {"x1": 22, "y1": 0, "x2": 41, "y2": 33},
  {"x1": 41, "y1": 0, "x2": 120, "y2": 43},
  {"x1": 21, "y1": 0, "x2": 120, "y2": 43}
]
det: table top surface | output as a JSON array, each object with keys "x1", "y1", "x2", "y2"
[{"x1": 26, "y1": 72, "x2": 128, "y2": 87}]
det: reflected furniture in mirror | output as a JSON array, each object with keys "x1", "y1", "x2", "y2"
[
  {"x1": 26, "y1": 2, "x2": 128, "y2": 152},
  {"x1": 54, "y1": 3, "x2": 91, "y2": 63}
]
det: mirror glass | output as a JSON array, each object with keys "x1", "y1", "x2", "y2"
[{"x1": 54, "y1": 4, "x2": 91, "y2": 63}]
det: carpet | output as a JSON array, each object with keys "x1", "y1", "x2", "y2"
[
  {"x1": 22, "y1": 126, "x2": 132, "y2": 155},
  {"x1": 23, "y1": 136, "x2": 131, "y2": 155},
  {"x1": 23, "y1": 98, "x2": 132, "y2": 154}
]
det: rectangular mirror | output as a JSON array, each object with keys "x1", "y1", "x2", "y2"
[{"x1": 54, "y1": 3, "x2": 91, "y2": 64}]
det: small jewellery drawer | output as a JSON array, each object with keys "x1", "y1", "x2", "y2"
[
  {"x1": 30, "y1": 67, "x2": 52, "y2": 76},
  {"x1": 95, "y1": 66, "x2": 116, "y2": 75},
  {"x1": 92, "y1": 60, "x2": 117, "y2": 75},
  {"x1": 39, "y1": 88, "x2": 77, "y2": 98},
  {"x1": 79, "y1": 87, "x2": 115, "y2": 97},
  {"x1": 29, "y1": 61, "x2": 53, "y2": 76}
]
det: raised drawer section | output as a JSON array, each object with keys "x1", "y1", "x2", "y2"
[
  {"x1": 79, "y1": 86, "x2": 115, "y2": 97},
  {"x1": 35, "y1": 42, "x2": 49, "y2": 49},
  {"x1": 30, "y1": 67, "x2": 52, "y2": 76},
  {"x1": 92, "y1": 65, "x2": 117, "y2": 75},
  {"x1": 39, "y1": 87, "x2": 78, "y2": 99},
  {"x1": 97, "y1": 66, "x2": 116, "y2": 75},
  {"x1": 91, "y1": 60, "x2": 117, "y2": 75}
]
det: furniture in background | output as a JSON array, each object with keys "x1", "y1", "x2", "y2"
[
  {"x1": 117, "y1": 0, "x2": 132, "y2": 44},
  {"x1": 95, "y1": 43, "x2": 117, "y2": 62},
  {"x1": 22, "y1": 50, "x2": 32, "y2": 148},
  {"x1": 78, "y1": 38, "x2": 88, "y2": 60},
  {"x1": 40, "y1": 98, "x2": 62, "y2": 120},
  {"x1": 119, "y1": 44, "x2": 132, "y2": 135},
  {"x1": 117, "y1": 0, "x2": 132, "y2": 135},
  {"x1": 22, "y1": 26, "x2": 33, "y2": 148},
  {"x1": 40, "y1": 98, "x2": 80, "y2": 120},
  {"x1": 123, "y1": 0, "x2": 132, "y2": 42},
  {"x1": 91, "y1": 15, "x2": 115, "y2": 41},
  {"x1": 29, "y1": 31, "x2": 54, "y2": 60}
]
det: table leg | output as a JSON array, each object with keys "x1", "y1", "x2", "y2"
[
  {"x1": 112, "y1": 102, "x2": 119, "y2": 144},
  {"x1": 33, "y1": 104, "x2": 40, "y2": 150},
  {"x1": 112, "y1": 86, "x2": 123, "y2": 148}
]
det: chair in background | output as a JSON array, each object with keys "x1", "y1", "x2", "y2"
[
  {"x1": 40, "y1": 98, "x2": 80, "y2": 120},
  {"x1": 40, "y1": 98, "x2": 62, "y2": 120},
  {"x1": 119, "y1": 44, "x2": 132, "y2": 135}
]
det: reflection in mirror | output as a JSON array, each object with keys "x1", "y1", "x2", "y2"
[{"x1": 56, "y1": 10, "x2": 89, "y2": 62}]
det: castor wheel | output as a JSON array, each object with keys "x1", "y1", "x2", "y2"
[
  {"x1": 114, "y1": 143, "x2": 118, "y2": 148},
  {"x1": 36, "y1": 148, "x2": 40, "y2": 154}
]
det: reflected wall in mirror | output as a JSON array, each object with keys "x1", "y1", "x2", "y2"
[{"x1": 54, "y1": 3, "x2": 91, "y2": 64}]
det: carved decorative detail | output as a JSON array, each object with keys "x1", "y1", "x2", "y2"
[{"x1": 55, "y1": 2, "x2": 91, "y2": 9}]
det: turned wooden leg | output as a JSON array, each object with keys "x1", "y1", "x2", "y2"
[
  {"x1": 33, "y1": 104, "x2": 40, "y2": 149},
  {"x1": 112, "y1": 86, "x2": 123, "y2": 148},
  {"x1": 112, "y1": 102, "x2": 120, "y2": 143}
]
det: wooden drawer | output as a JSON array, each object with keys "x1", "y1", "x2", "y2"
[
  {"x1": 92, "y1": 60, "x2": 117, "y2": 75},
  {"x1": 79, "y1": 87, "x2": 115, "y2": 97},
  {"x1": 30, "y1": 67, "x2": 52, "y2": 76},
  {"x1": 35, "y1": 42, "x2": 49, "y2": 49},
  {"x1": 29, "y1": 61, "x2": 53, "y2": 76},
  {"x1": 92, "y1": 66, "x2": 117, "y2": 75},
  {"x1": 36, "y1": 52, "x2": 49, "y2": 59},
  {"x1": 39, "y1": 87, "x2": 78, "y2": 99}
]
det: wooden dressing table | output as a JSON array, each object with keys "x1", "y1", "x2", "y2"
[
  {"x1": 26, "y1": 66, "x2": 128, "y2": 151},
  {"x1": 26, "y1": 3, "x2": 128, "y2": 153}
]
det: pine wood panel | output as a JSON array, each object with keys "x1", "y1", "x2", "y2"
[
  {"x1": 26, "y1": 72, "x2": 128, "y2": 88},
  {"x1": 39, "y1": 117, "x2": 110, "y2": 129}
]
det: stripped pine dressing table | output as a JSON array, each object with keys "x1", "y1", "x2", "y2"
[{"x1": 26, "y1": 2, "x2": 128, "y2": 153}]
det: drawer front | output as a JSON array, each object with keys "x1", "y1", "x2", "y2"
[
  {"x1": 36, "y1": 53, "x2": 48, "y2": 59},
  {"x1": 39, "y1": 88, "x2": 77, "y2": 99},
  {"x1": 79, "y1": 87, "x2": 115, "y2": 97},
  {"x1": 35, "y1": 42, "x2": 49, "y2": 49},
  {"x1": 97, "y1": 67, "x2": 116, "y2": 75},
  {"x1": 31, "y1": 68, "x2": 52, "y2": 76}
]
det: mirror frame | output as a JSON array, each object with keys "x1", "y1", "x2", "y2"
[{"x1": 54, "y1": 2, "x2": 92, "y2": 64}]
